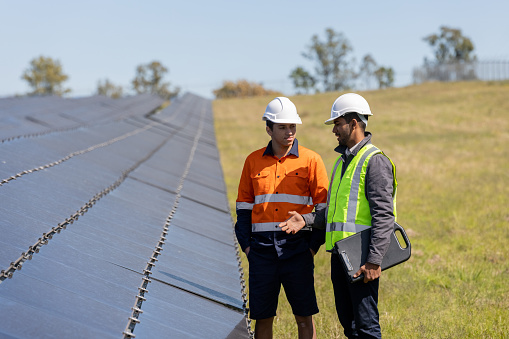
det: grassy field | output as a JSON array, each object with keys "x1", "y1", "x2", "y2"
[{"x1": 212, "y1": 81, "x2": 509, "y2": 338}]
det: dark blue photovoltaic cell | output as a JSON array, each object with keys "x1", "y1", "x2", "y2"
[
  {"x1": 170, "y1": 197, "x2": 235, "y2": 244},
  {"x1": 0, "y1": 93, "x2": 249, "y2": 338},
  {"x1": 151, "y1": 226, "x2": 243, "y2": 310},
  {"x1": 0, "y1": 276, "x2": 130, "y2": 338},
  {"x1": 180, "y1": 179, "x2": 231, "y2": 212},
  {"x1": 0, "y1": 295, "x2": 118, "y2": 339},
  {"x1": 133, "y1": 279, "x2": 247, "y2": 338},
  {"x1": 11, "y1": 255, "x2": 139, "y2": 310},
  {"x1": 32, "y1": 236, "x2": 146, "y2": 288}
]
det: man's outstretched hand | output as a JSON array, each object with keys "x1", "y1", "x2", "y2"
[{"x1": 278, "y1": 211, "x2": 305, "y2": 234}]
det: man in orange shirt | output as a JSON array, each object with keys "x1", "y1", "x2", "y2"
[{"x1": 235, "y1": 97, "x2": 328, "y2": 338}]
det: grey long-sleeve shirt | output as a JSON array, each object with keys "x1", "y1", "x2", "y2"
[{"x1": 302, "y1": 132, "x2": 395, "y2": 265}]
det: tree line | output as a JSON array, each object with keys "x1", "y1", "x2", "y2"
[
  {"x1": 20, "y1": 58, "x2": 180, "y2": 101},
  {"x1": 214, "y1": 26, "x2": 477, "y2": 98},
  {"x1": 17, "y1": 25, "x2": 476, "y2": 100}
]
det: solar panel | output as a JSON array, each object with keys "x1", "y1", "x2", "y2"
[{"x1": 0, "y1": 93, "x2": 250, "y2": 338}]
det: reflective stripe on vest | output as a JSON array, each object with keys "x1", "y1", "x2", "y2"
[{"x1": 325, "y1": 144, "x2": 397, "y2": 251}]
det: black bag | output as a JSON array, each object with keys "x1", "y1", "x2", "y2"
[{"x1": 334, "y1": 222, "x2": 411, "y2": 283}]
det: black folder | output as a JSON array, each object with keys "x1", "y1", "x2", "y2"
[{"x1": 334, "y1": 222, "x2": 411, "y2": 283}]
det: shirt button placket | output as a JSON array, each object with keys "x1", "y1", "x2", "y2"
[{"x1": 275, "y1": 159, "x2": 281, "y2": 226}]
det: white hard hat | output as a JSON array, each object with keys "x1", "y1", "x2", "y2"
[
  {"x1": 262, "y1": 97, "x2": 302, "y2": 124},
  {"x1": 325, "y1": 93, "x2": 372, "y2": 125}
]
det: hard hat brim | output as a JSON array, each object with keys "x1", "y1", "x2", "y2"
[
  {"x1": 263, "y1": 117, "x2": 302, "y2": 124},
  {"x1": 324, "y1": 117, "x2": 336, "y2": 125},
  {"x1": 324, "y1": 110, "x2": 373, "y2": 125}
]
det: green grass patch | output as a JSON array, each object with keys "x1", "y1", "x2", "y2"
[{"x1": 213, "y1": 81, "x2": 509, "y2": 338}]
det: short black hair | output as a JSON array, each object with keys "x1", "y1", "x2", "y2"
[
  {"x1": 343, "y1": 112, "x2": 367, "y2": 130},
  {"x1": 266, "y1": 120, "x2": 274, "y2": 130}
]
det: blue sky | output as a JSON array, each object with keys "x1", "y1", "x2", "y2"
[{"x1": 1, "y1": 0, "x2": 508, "y2": 99}]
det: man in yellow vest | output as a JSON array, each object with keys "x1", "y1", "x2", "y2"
[{"x1": 279, "y1": 93, "x2": 397, "y2": 339}]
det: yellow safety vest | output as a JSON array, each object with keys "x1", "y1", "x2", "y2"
[{"x1": 325, "y1": 143, "x2": 397, "y2": 251}]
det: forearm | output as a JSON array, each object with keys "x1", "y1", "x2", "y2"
[
  {"x1": 304, "y1": 206, "x2": 326, "y2": 253},
  {"x1": 309, "y1": 227, "x2": 325, "y2": 253},
  {"x1": 234, "y1": 209, "x2": 252, "y2": 252},
  {"x1": 301, "y1": 208, "x2": 326, "y2": 230},
  {"x1": 366, "y1": 154, "x2": 395, "y2": 265},
  {"x1": 367, "y1": 212, "x2": 394, "y2": 265}
]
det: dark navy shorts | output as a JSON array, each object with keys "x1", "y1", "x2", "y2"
[{"x1": 248, "y1": 249, "x2": 318, "y2": 320}]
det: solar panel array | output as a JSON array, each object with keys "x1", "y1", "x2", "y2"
[{"x1": 0, "y1": 93, "x2": 250, "y2": 338}]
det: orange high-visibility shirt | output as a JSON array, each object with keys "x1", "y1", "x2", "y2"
[{"x1": 236, "y1": 141, "x2": 328, "y2": 232}]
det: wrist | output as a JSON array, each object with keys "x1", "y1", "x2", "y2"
[{"x1": 366, "y1": 262, "x2": 380, "y2": 269}]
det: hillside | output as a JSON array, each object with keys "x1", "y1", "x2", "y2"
[{"x1": 213, "y1": 81, "x2": 509, "y2": 338}]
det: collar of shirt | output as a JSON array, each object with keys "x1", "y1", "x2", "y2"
[
  {"x1": 334, "y1": 132, "x2": 373, "y2": 156},
  {"x1": 345, "y1": 139, "x2": 362, "y2": 157},
  {"x1": 263, "y1": 139, "x2": 300, "y2": 158}
]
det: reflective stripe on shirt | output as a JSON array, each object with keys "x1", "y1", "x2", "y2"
[
  {"x1": 254, "y1": 193, "x2": 313, "y2": 206},
  {"x1": 252, "y1": 222, "x2": 312, "y2": 232},
  {"x1": 236, "y1": 201, "x2": 254, "y2": 210},
  {"x1": 315, "y1": 202, "x2": 327, "y2": 211}
]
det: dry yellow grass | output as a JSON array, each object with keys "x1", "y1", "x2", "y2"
[{"x1": 213, "y1": 81, "x2": 509, "y2": 338}]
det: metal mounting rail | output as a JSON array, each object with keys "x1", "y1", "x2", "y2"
[{"x1": 233, "y1": 228, "x2": 255, "y2": 337}]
